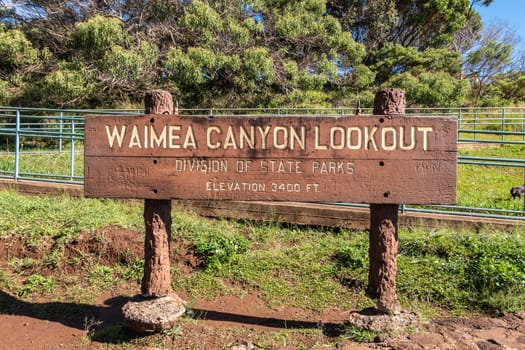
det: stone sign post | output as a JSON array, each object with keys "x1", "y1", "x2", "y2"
[
  {"x1": 84, "y1": 89, "x2": 457, "y2": 328},
  {"x1": 141, "y1": 90, "x2": 175, "y2": 297},
  {"x1": 367, "y1": 88, "x2": 405, "y2": 314}
]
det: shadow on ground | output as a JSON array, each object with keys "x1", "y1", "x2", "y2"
[
  {"x1": 0, "y1": 290, "x2": 133, "y2": 339},
  {"x1": 0, "y1": 290, "x2": 348, "y2": 344}
]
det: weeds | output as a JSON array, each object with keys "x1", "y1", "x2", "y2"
[
  {"x1": 192, "y1": 230, "x2": 250, "y2": 272},
  {"x1": 9, "y1": 257, "x2": 38, "y2": 273},
  {"x1": 18, "y1": 274, "x2": 54, "y2": 296},
  {"x1": 89, "y1": 265, "x2": 116, "y2": 288},
  {"x1": 339, "y1": 323, "x2": 380, "y2": 343},
  {"x1": 398, "y1": 229, "x2": 525, "y2": 313},
  {"x1": 121, "y1": 258, "x2": 144, "y2": 282}
]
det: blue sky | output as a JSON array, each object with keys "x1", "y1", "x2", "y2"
[{"x1": 475, "y1": 0, "x2": 525, "y2": 43}]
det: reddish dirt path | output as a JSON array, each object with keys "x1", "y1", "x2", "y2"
[{"x1": 0, "y1": 315, "x2": 86, "y2": 350}]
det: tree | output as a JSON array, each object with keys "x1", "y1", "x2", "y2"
[
  {"x1": 463, "y1": 22, "x2": 515, "y2": 105},
  {"x1": 0, "y1": 23, "x2": 47, "y2": 105},
  {"x1": 0, "y1": 0, "x2": 501, "y2": 109},
  {"x1": 156, "y1": 0, "x2": 367, "y2": 107}
]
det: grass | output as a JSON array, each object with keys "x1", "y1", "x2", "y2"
[
  {"x1": 0, "y1": 189, "x2": 523, "y2": 315},
  {"x1": 0, "y1": 143, "x2": 84, "y2": 180},
  {"x1": 456, "y1": 144, "x2": 525, "y2": 211},
  {"x1": 0, "y1": 189, "x2": 143, "y2": 240},
  {"x1": 0, "y1": 189, "x2": 523, "y2": 348}
]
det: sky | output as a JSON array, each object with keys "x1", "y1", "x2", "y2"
[{"x1": 475, "y1": 0, "x2": 525, "y2": 43}]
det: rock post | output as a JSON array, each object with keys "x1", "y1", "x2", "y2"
[
  {"x1": 366, "y1": 88, "x2": 404, "y2": 315},
  {"x1": 142, "y1": 90, "x2": 174, "y2": 297}
]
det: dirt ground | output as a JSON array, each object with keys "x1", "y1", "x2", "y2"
[{"x1": 0, "y1": 227, "x2": 524, "y2": 350}]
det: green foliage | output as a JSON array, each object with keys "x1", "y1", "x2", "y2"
[
  {"x1": 466, "y1": 40, "x2": 512, "y2": 73},
  {"x1": 42, "y1": 63, "x2": 95, "y2": 105},
  {"x1": 461, "y1": 235, "x2": 524, "y2": 294},
  {"x1": 347, "y1": 64, "x2": 376, "y2": 90},
  {"x1": 373, "y1": 44, "x2": 462, "y2": 83},
  {"x1": 179, "y1": 0, "x2": 222, "y2": 46},
  {"x1": 333, "y1": 246, "x2": 367, "y2": 270},
  {"x1": 385, "y1": 71, "x2": 469, "y2": 107},
  {"x1": 481, "y1": 72, "x2": 525, "y2": 106},
  {"x1": 121, "y1": 259, "x2": 144, "y2": 282},
  {"x1": 0, "y1": 1, "x2": 524, "y2": 108},
  {"x1": 18, "y1": 274, "x2": 55, "y2": 296},
  {"x1": 192, "y1": 230, "x2": 250, "y2": 272},
  {"x1": 398, "y1": 229, "x2": 525, "y2": 312},
  {"x1": 463, "y1": 26, "x2": 515, "y2": 105},
  {"x1": 274, "y1": 0, "x2": 326, "y2": 39},
  {"x1": 239, "y1": 47, "x2": 274, "y2": 87},
  {"x1": 166, "y1": 47, "x2": 228, "y2": 86},
  {"x1": 0, "y1": 79, "x2": 8, "y2": 104},
  {"x1": 341, "y1": 324, "x2": 380, "y2": 343},
  {"x1": 224, "y1": 18, "x2": 251, "y2": 46},
  {"x1": 0, "y1": 26, "x2": 40, "y2": 69},
  {"x1": 101, "y1": 46, "x2": 145, "y2": 81},
  {"x1": 72, "y1": 15, "x2": 129, "y2": 57},
  {"x1": 89, "y1": 265, "x2": 115, "y2": 288}
]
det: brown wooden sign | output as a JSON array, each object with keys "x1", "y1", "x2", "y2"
[{"x1": 84, "y1": 114, "x2": 457, "y2": 204}]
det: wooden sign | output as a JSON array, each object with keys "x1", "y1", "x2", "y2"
[{"x1": 84, "y1": 114, "x2": 457, "y2": 204}]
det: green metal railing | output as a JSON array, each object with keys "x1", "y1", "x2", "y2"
[{"x1": 0, "y1": 106, "x2": 524, "y2": 220}]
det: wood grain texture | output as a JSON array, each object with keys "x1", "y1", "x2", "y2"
[{"x1": 84, "y1": 114, "x2": 457, "y2": 204}]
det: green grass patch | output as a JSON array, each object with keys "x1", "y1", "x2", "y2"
[
  {"x1": 0, "y1": 145, "x2": 83, "y2": 179},
  {"x1": 397, "y1": 228, "x2": 525, "y2": 313},
  {"x1": 0, "y1": 189, "x2": 143, "y2": 242},
  {"x1": 0, "y1": 189, "x2": 521, "y2": 315},
  {"x1": 454, "y1": 144, "x2": 525, "y2": 210}
]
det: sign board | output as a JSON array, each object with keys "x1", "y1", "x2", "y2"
[{"x1": 84, "y1": 114, "x2": 457, "y2": 204}]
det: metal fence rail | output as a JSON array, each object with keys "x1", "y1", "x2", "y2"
[{"x1": 0, "y1": 106, "x2": 524, "y2": 221}]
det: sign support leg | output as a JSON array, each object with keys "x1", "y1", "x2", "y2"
[
  {"x1": 122, "y1": 90, "x2": 185, "y2": 334},
  {"x1": 367, "y1": 203, "x2": 400, "y2": 314},
  {"x1": 366, "y1": 88, "x2": 405, "y2": 315},
  {"x1": 142, "y1": 199, "x2": 173, "y2": 296},
  {"x1": 141, "y1": 89, "x2": 175, "y2": 297}
]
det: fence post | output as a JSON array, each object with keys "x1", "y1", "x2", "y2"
[
  {"x1": 14, "y1": 109, "x2": 20, "y2": 180},
  {"x1": 458, "y1": 109, "x2": 462, "y2": 141},
  {"x1": 59, "y1": 112, "x2": 63, "y2": 153},
  {"x1": 474, "y1": 110, "x2": 478, "y2": 141},
  {"x1": 70, "y1": 117, "x2": 75, "y2": 180},
  {"x1": 501, "y1": 107, "x2": 505, "y2": 142}
]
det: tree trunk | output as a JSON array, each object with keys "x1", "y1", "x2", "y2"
[
  {"x1": 366, "y1": 88, "x2": 404, "y2": 314},
  {"x1": 141, "y1": 90, "x2": 174, "y2": 297}
]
